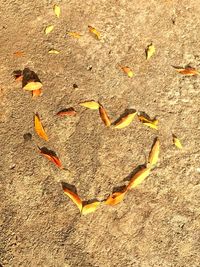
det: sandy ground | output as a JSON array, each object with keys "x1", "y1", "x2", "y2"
[{"x1": 1, "y1": 0, "x2": 200, "y2": 266}]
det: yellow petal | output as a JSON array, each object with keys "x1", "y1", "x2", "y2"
[
  {"x1": 45, "y1": 25, "x2": 54, "y2": 34},
  {"x1": 53, "y1": 4, "x2": 61, "y2": 18},
  {"x1": 63, "y1": 188, "x2": 82, "y2": 212},
  {"x1": 143, "y1": 122, "x2": 158, "y2": 130},
  {"x1": 23, "y1": 81, "x2": 43, "y2": 91},
  {"x1": 146, "y1": 43, "x2": 155, "y2": 60},
  {"x1": 173, "y1": 134, "x2": 183, "y2": 149},
  {"x1": 79, "y1": 101, "x2": 100, "y2": 110},
  {"x1": 88, "y1": 25, "x2": 100, "y2": 39},
  {"x1": 120, "y1": 65, "x2": 134, "y2": 78},
  {"x1": 48, "y1": 49, "x2": 60, "y2": 54},
  {"x1": 34, "y1": 114, "x2": 49, "y2": 141},
  {"x1": 66, "y1": 32, "x2": 82, "y2": 38},
  {"x1": 99, "y1": 105, "x2": 111, "y2": 126},
  {"x1": 105, "y1": 190, "x2": 127, "y2": 206},
  {"x1": 148, "y1": 138, "x2": 160, "y2": 167},
  {"x1": 114, "y1": 112, "x2": 137, "y2": 129},
  {"x1": 127, "y1": 167, "x2": 151, "y2": 190},
  {"x1": 81, "y1": 201, "x2": 100, "y2": 215}
]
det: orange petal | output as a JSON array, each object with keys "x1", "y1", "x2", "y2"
[
  {"x1": 127, "y1": 167, "x2": 151, "y2": 190},
  {"x1": 32, "y1": 88, "x2": 42, "y2": 97},
  {"x1": 81, "y1": 201, "x2": 100, "y2": 215},
  {"x1": 34, "y1": 113, "x2": 49, "y2": 141},
  {"x1": 63, "y1": 188, "x2": 82, "y2": 212},
  {"x1": 88, "y1": 25, "x2": 100, "y2": 39},
  {"x1": 13, "y1": 51, "x2": 24, "y2": 57},
  {"x1": 148, "y1": 138, "x2": 160, "y2": 167},
  {"x1": 119, "y1": 65, "x2": 134, "y2": 78},
  {"x1": 99, "y1": 105, "x2": 111, "y2": 126},
  {"x1": 56, "y1": 108, "x2": 76, "y2": 117},
  {"x1": 105, "y1": 190, "x2": 127, "y2": 206},
  {"x1": 39, "y1": 148, "x2": 62, "y2": 168},
  {"x1": 174, "y1": 67, "x2": 199, "y2": 76}
]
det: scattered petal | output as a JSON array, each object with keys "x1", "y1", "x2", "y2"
[
  {"x1": 173, "y1": 66, "x2": 199, "y2": 76},
  {"x1": 39, "y1": 147, "x2": 62, "y2": 168},
  {"x1": 34, "y1": 113, "x2": 49, "y2": 141},
  {"x1": 114, "y1": 111, "x2": 137, "y2": 129},
  {"x1": 32, "y1": 89, "x2": 42, "y2": 97},
  {"x1": 57, "y1": 108, "x2": 76, "y2": 117},
  {"x1": 63, "y1": 188, "x2": 82, "y2": 212},
  {"x1": 13, "y1": 70, "x2": 23, "y2": 81},
  {"x1": 23, "y1": 81, "x2": 43, "y2": 91},
  {"x1": 82, "y1": 201, "x2": 100, "y2": 215},
  {"x1": 45, "y1": 25, "x2": 54, "y2": 34},
  {"x1": 48, "y1": 49, "x2": 60, "y2": 54},
  {"x1": 88, "y1": 25, "x2": 100, "y2": 39},
  {"x1": 79, "y1": 101, "x2": 100, "y2": 110},
  {"x1": 119, "y1": 65, "x2": 134, "y2": 78},
  {"x1": 127, "y1": 167, "x2": 151, "y2": 190},
  {"x1": 172, "y1": 134, "x2": 183, "y2": 149},
  {"x1": 105, "y1": 190, "x2": 127, "y2": 206},
  {"x1": 13, "y1": 51, "x2": 24, "y2": 57},
  {"x1": 146, "y1": 43, "x2": 155, "y2": 60},
  {"x1": 99, "y1": 105, "x2": 111, "y2": 126},
  {"x1": 53, "y1": 4, "x2": 61, "y2": 18},
  {"x1": 148, "y1": 138, "x2": 160, "y2": 167},
  {"x1": 138, "y1": 114, "x2": 158, "y2": 130},
  {"x1": 66, "y1": 32, "x2": 82, "y2": 38}
]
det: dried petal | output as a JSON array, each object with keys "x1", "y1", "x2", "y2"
[
  {"x1": 174, "y1": 67, "x2": 199, "y2": 76},
  {"x1": 53, "y1": 4, "x2": 61, "y2": 18},
  {"x1": 99, "y1": 105, "x2": 111, "y2": 126},
  {"x1": 79, "y1": 101, "x2": 100, "y2": 110},
  {"x1": 23, "y1": 81, "x2": 43, "y2": 91},
  {"x1": 114, "y1": 112, "x2": 137, "y2": 129},
  {"x1": 148, "y1": 138, "x2": 160, "y2": 167},
  {"x1": 138, "y1": 114, "x2": 158, "y2": 130},
  {"x1": 63, "y1": 188, "x2": 82, "y2": 212},
  {"x1": 105, "y1": 190, "x2": 127, "y2": 206},
  {"x1": 34, "y1": 113, "x2": 49, "y2": 141},
  {"x1": 66, "y1": 32, "x2": 82, "y2": 38},
  {"x1": 32, "y1": 89, "x2": 42, "y2": 97},
  {"x1": 127, "y1": 167, "x2": 151, "y2": 190},
  {"x1": 45, "y1": 25, "x2": 54, "y2": 34},
  {"x1": 57, "y1": 108, "x2": 76, "y2": 117},
  {"x1": 13, "y1": 51, "x2": 24, "y2": 57},
  {"x1": 172, "y1": 134, "x2": 183, "y2": 149},
  {"x1": 88, "y1": 25, "x2": 100, "y2": 39},
  {"x1": 146, "y1": 43, "x2": 155, "y2": 60},
  {"x1": 48, "y1": 49, "x2": 60, "y2": 54},
  {"x1": 119, "y1": 65, "x2": 134, "y2": 78},
  {"x1": 82, "y1": 201, "x2": 100, "y2": 215},
  {"x1": 39, "y1": 147, "x2": 62, "y2": 168}
]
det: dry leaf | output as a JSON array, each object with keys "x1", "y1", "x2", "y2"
[
  {"x1": 79, "y1": 101, "x2": 100, "y2": 110},
  {"x1": 23, "y1": 81, "x2": 43, "y2": 91},
  {"x1": 82, "y1": 201, "x2": 100, "y2": 215},
  {"x1": 148, "y1": 138, "x2": 160, "y2": 167},
  {"x1": 66, "y1": 32, "x2": 82, "y2": 38},
  {"x1": 13, "y1": 51, "x2": 24, "y2": 57},
  {"x1": 45, "y1": 25, "x2": 54, "y2": 34},
  {"x1": 119, "y1": 65, "x2": 134, "y2": 78},
  {"x1": 105, "y1": 190, "x2": 127, "y2": 206},
  {"x1": 53, "y1": 4, "x2": 61, "y2": 18},
  {"x1": 146, "y1": 43, "x2": 155, "y2": 60},
  {"x1": 173, "y1": 67, "x2": 199, "y2": 76},
  {"x1": 114, "y1": 112, "x2": 137, "y2": 129},
  {"x1": 34, "y1": 113, "x2": 49, "y2": 141},
  {"x1": 63, "y1": 188, "x2": 82, "y2": 212},
  {"x1": 88, "y1": 25, "x2": 100, "y2": 39},
  {"x1": 172, "y1": 134, "x2": 183, "y2": 149},
  {"x1": 138, "y1": 114, "x2": 158, "y2": 130},
  {"x1": 32, "y1": 89, "x2": 42, "y2": 97},
  {"x1": 39, "y1": 147, "x2": 62, "y2": 168},
  {"x1": 48, "y1": 49, "x2": 60, "y2": 54},
  {"x1": 57, "y1": 108, "x2": 76, "y2": 117},
  {"x1": 99, "y1": 105, "x2": 111, "y2": 126},
  {"x1": 127, "y1": 167, "x2": 151, "y2": 190}
]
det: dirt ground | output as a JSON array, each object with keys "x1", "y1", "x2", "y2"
[{"x1": 1, "y1": 0, "x2": 200, "y2": 266}]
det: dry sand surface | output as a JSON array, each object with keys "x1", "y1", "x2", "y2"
[{"x1": 0, "y1": 0, "x2": 200, "y2": 266}]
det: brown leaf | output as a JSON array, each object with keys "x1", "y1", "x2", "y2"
[
  {"x1": 127, "y1": 167, "x2": 151, "y2": 190},
  {"x1": 114, "y1": 111, "x2": 137, "y2": 129},
  {"x1": 148, "y1": 138, "x2": 160, "y2": 167},
  {"x1": 105, "y1": 189, "x2": 127, "y2": 206},
  {"x1": 82, "y1": 201, "x2": 100, "y2": 215},
  {"x1": 34, "y1": 113, "x2": 49, "y2": 141},
  {"x1": 174, "y1": 67, "x2": 199, "y2": 76},
  {"x1": 63, "y1": 188, "x2": 82, "y2": 212},
  {"x1": 39, "y1": 147, "x2": 62, "y2": 168},
  {"x1": 57, "y1": 108, "x2": 76, "y2": 117},
  {"x1": 99, "y1": 105, "x2": 111, "y2": 126}
]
